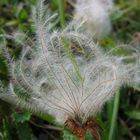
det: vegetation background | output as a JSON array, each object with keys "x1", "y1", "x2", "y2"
[{"x1": 0, "y1": 0, "x2": 140, "y2": 140}]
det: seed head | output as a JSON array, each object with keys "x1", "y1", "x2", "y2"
[
  {"x1": 74, "y1": 0, "x2": 114, "y2": 39},
  {"x1": 0, "y1": 0, "x2": 139, "y2": 125}
]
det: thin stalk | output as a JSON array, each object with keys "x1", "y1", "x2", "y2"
[
  {"x1": 107, "y1": 100, "x2": 114, "y2": 125},
  {"x1": 79, "y1": 137, "x2": 85, "y2": 140},
  {"x1": 58, "y1": 0, "x2": 66, "y2": 28},
  {"x1": 109, "y1": 91, "x2": 120, "y2": 140},
  {"x1": 61, "y1": 37, "x2": 83, "y2": 80}
]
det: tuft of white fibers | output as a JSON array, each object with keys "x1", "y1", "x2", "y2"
[
  {"x1": 74, "y1": 0, "x2": 114, "y2": 39},
  {"x1": 0, "y1": 0, "x2": 139, "y2": 124}
]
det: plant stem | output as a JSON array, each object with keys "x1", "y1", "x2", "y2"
[
  {"x1": 78, "y1": 137, "x2": 85, "y2": 140},
  {"x1": 109, "y1": 91, "x2": 120, "y2": 140},
  {"x1": 58, "y1": 0, "x2": 66, "y2": 28}
]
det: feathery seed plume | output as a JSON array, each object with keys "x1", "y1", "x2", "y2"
[
  {"x1": 0, "y1": 0, "x2": 139, "y2": 139},
  {"x1": 74, "y1": 0, "x2": 114, "y2": 39}
]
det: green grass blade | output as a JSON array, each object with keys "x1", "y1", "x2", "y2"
[
  {"x1": 61, "y1": 37, "x2": 83, "y2": 80},
  {"x1": 58, "y1": 0, "x2": 66, "y2": 28},
  {"x1": 109, "y1": 91, "x2": 120, "y2": 140}
]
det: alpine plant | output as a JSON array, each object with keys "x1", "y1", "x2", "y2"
[{"x1": 0, "y1": 1, "x2": 140, "y2": 140}]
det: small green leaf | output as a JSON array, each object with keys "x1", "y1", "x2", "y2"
[
  {"x1": 19, "y1": 9, "x2": 28, "y2": 21},
  {"x1": 36, "y1": 112, "x2": 55, "y2": 124},
  {"x1": 125, "y1": 109, "x2": 140, "y2": 120},
  {"x1": 13, "y1": 112, "x2": 32, "y2": 123},
  {"x1": 63, "y1": 130, "x2": 77, "y2": 140},
  {"x1": 85, "y1": 131, "x2": 94, "y2": 140}
]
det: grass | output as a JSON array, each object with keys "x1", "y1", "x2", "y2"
[
  {"x1": 108, "y1": 91, "x2": 120, "y2": 140},
  {"x1": 58, "y1": 0, "x2": 66, "y2": 28}
]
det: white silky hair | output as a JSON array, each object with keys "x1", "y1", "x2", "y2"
[
  {"x1": 0, "y1": 0, "x2": 139, "y2": 124},
  {"x1": 74, "y1": 0, "x2": 114, "y2": 39}
]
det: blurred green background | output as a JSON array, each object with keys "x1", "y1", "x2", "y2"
[{"x1": 0, "y1": 0, "x2": 140, "y2": 140}]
